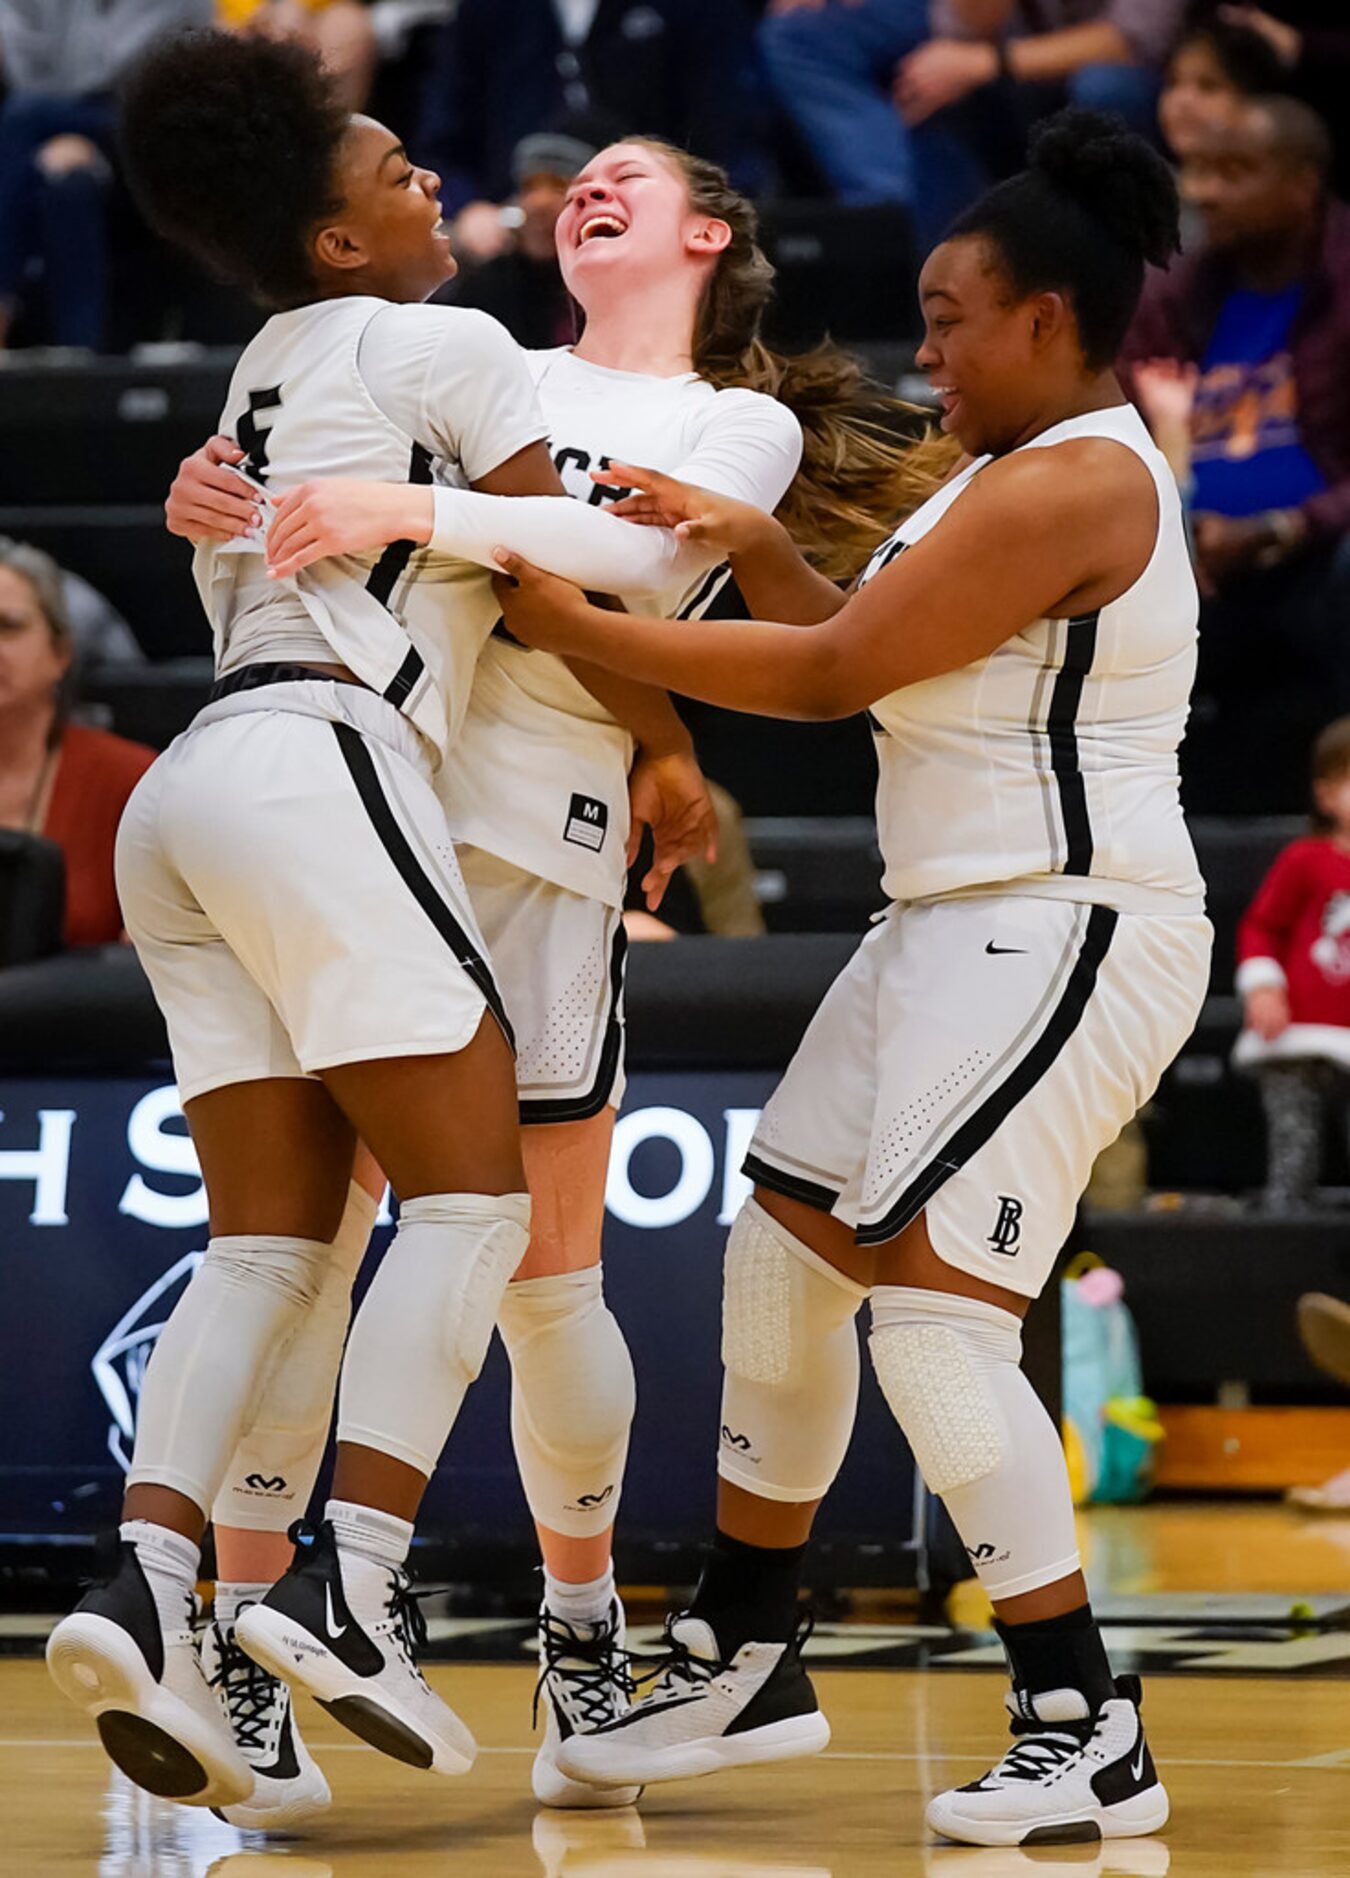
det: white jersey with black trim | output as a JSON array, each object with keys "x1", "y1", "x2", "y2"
[
  {"x1": 858, "y1": 402, "x2": 1205, "y2": 915},
  {"x1": 439, "y1": 349, "x2": 803, "y2": 905},
  {"x1": 195, "y1": 297, "x2": 548, "y2": 762}
]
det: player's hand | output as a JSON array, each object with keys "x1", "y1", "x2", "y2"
[
  {"x1": 591, "y1": 461, "x2": 773, "y2": 559},
  {"x1": 266, "y1": 480, "x2": 432, "y2": 580},
  {"x1": 492, "y1": 550, "x2": 596, "y2": 652},
  {"x1": 628, "y1": 747, "x2": 719, "y2": 912},
  {"x1": 165, "y1": 436, "x2": 259, "y2": 543},
  {"x1": 1244, "y1": 985, "x2": 1291, "y2": 1042}
]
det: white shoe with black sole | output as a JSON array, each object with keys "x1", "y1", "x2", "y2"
[
  {"x1": 46, "y1": 1540, "x2": 253, "y2": 1808},
  {"x1": 556, "y1": 1610, "x2": 829, "y2": 1790},
  {"x1": 201, "y1": 1612, "x2": 332, "y2": 1829},
  {"x1": 926, "y1": 1676, "x2": 1169, "y2": 1848},
  {"x1": 234, "y1": 1519, "x2": 475, "y2": 1776},
  {"x1": 533, "y1": 1598, "x2": 642, "y2": 1809}
]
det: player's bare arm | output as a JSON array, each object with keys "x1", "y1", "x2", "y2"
[{"x1": 495, "y1": 438, "x2": 1158, "y2": 721}]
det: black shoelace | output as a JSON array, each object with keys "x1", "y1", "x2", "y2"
[
  {"x1": 208, "y1": 1625, "x2": 279, "y2": 1755},
  {"x1": 385, "y1": 1570, "x2": 431, "y2": 1681},
  {"x1": 630, "y1": 1606, "x2": 815, "y2": 1702},
  {"x1": 532, "y1": 1609, "x2": 636, "y2": 1731},
  {"x1": 996, "y1": 1715, "x2": 1094, "y2": 1783}
]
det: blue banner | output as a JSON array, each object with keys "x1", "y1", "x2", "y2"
[{"x1": 0, "y1": 1073, "x2": 941, "y2": 1577}]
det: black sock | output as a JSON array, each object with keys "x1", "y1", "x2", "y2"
[
  {"x1": 687, "y1": 1530, "x2": 807, "y2": 1657},
  {"x1": 995, "y1": 1604, "x2": 1115, "y2": 1713}
]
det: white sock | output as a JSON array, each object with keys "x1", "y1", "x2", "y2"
[
  {"x1": 212, "y1": 1579, "x2": 271, "y2": 1625},
  {"x1": 121, "y1": 1519, "x2": 199, "y2": 1638},
  {"x1": 325, "y1": 1498, "x2": 413, "y2": 1571},
  {"x1": 544, "y1": 1563, "x2": 615, "y2": 1627}
]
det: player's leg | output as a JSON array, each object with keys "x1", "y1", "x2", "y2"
[
  {"x1": 504, "y1": 1111, "x2": 639, "y2": 1808},
  {"x1": 854, "y1": 901, "x2": 1210, "y2": 1848},
  {"x1": 48, "y1": 1074, "x2": 356, "y2": 1810},
  {"x1": 233, "y1": 1021, "x2": 530, "y2": 1779},
  {"x1": 557, "y1": 927, "x2": 888, "y2": 1790},
  {"x1": 463, "y1": 853, "x2": 638, "y2": 1806},
  {"x1": 204, "y1": 1141, "x2": 384, "y2": 1829}
]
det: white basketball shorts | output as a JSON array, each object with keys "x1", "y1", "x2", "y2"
[
  {"x1": 116, "y1": 680, "x2": 509, "y2": 1105},
  {"x1": 458, "y1": 844, "x2": 627, "y2": 1124},
  {"x1": 745, "y1": 895, "x2": 1212, "y2": 1299}
]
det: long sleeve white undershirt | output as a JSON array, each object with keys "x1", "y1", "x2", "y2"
[{"x1": 428, "y1": 485, "x2": 716, "y2": 594}]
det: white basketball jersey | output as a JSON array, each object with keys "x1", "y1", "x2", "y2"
[
  {"x1": 440, "y1": 349, "x2": 802, "y2": 904},
  {"x1": 858, "y1": 403, "x2": 1205, "y2": 913},
  {"x1": 195, "y1": 297, "x2": 546, "y2": 762}
]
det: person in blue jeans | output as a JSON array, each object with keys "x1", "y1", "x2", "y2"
[
  {"x1": 0, "y1": 0, "x2": 210, "y2": 348},
  {"x1": 760, "y1": 0, "x2": 1185, "y2": 252}
]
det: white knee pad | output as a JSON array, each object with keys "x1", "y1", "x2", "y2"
[
  {"x1": 717, "y1": 1199, "x2": 867, "y2": 1503},
  {"x1": 338, "y1": 1191, "x2": 531, "y2": 1477},
  {"x1": 497, "y1": 1267, "x2": 636, "y2": 1539},
  {"x1": 869, "y1": 1287, "x2": 1080, "y2": 1601},
  {"x1": 128, "y1": 1232, "x2": 332, "y2": 1514},
  {"x1": 213, "y1": 1181, "x2": 379, "y2": 1533},
  {"x1": 868, "y1": 1288, "x2": 1017, "y2": 1496}
]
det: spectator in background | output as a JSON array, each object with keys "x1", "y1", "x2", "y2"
[
  {"x1": 1158, "y1": 14, "x2": 1280, "y2": 167},
  {"x1": 438, "y1": 127, "x2": 600, "y2": 346},
  {"x1": 761, "y1": 0, "x2": 1185, "y2": 252},
  {"x1": 218, "y1": 0, "x2": 378, "y2": 110},
  {"x1": 0, "y1": 541, "x2": 153, "y2": 946},
  {"x1": 1157, "y1": 15, "x2": 1282, "y2": 250},
  {"x1": 1124, "y1": 96, "x2": 1350, "y2": 813},
  {"x1": 417, "y1": 0, "x2": 764, "y2": 263},
  {"x1": 1234, "y1": 717, "x2": 1350, "y2": 1212},
  {"x1": 0, "y1": 0, "x2": 212, "y2": 350}
]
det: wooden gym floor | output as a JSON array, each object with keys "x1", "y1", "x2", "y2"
[{"x1": 5, "y1": 1502, "x2": 1349, "y2": 1877}]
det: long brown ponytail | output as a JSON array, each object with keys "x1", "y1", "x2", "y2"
[{"x1": 634, "y1": 140, "x2": 959, "y2": 581}]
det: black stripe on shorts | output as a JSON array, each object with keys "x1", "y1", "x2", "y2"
[
  {"x1": 742, "y1": 1151, "x2": 843, "y2": 1214},
  {"x1": 520, "y1": 918, "x2": 629, "y2": 1126},
  {"x1": 854, "y1": 902, "x2": 1118, "y2": 1247},
  {"x1": 331, "y1": 721, "x2": 515, "y2": 1051}
]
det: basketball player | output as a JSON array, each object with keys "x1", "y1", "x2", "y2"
[
  {"x1": 165, "y1": 137, "x2": 951, "y2": 1822},
  {"x1": 489, "y1": 112, "x2": 1213, "y2": 1849},
  {"x1": 43, "y1": 31, "x2": 712, "y2": 1817}
]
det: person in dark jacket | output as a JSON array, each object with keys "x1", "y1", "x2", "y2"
[
  {"x1": 416, "y1": 0, "x2": 764, "y2": 262},
  {"x1": 1123, "y1": 94, "x2": 1350, "y2": 813}
]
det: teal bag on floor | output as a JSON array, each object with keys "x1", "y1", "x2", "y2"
[{"x1": 1062, "y1": 1255, "x2": 1163, "y2": 1505}]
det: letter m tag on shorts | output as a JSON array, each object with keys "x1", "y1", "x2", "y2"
[{"x1": 564, "y1": 792, "x2": 608, "y2": 852}]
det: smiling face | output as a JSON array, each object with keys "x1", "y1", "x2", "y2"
[
  {"x1": 554, "y1": 141, "x2": 730, "y2": 312},
  {"x1": 915, "y1": 235, "x2": 1077, "y2": 456},
  {"x1": 311, "y1": 116, "x2": 454, "y2": 304}
]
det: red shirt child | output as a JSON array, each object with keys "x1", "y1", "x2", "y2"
[{"x1": 1236, "y1": 736, "x2": 1350, "y2": 1068}]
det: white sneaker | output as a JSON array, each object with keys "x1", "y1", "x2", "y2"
[
  {"x1": 201, "y1": 1611, "x2": 332, "y2": 1829},
  {"x1": 46, "y1": 1538, "x2": 253, "y2": 1808},
  {"x1": 926, "y1": 1676, "x2": 1169, "y2": 1848},
  {"x1": 234, "y1": 1518, "x2": 475, "y2": 1776},
  {"x1": 533, "y1": 1598, "x2": 641, "y2": 1809},
  {"x1": 556, "y1": 1610, "x2": 829, "y2": 1790}
]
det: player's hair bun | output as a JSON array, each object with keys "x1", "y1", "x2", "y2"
[{"x1": 1028, "y1": 109, "x2": 1180, "y2": 270}]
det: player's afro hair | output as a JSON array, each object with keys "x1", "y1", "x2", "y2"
[{"x1": 119, "y1": 29, "x2": 349, "y2": 309}]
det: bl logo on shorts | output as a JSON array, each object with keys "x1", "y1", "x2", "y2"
[
  {"x1": 988, "y1": 1195, "x2": 1024, "y2": 1255},
  {"x1": 564, "y1": 792, "x2": 608, "y2": 852}
]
